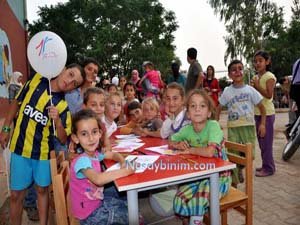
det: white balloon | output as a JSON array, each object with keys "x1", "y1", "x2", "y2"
[{"x1": 27, "y1": 31, "x2": 67, "y2": 79}]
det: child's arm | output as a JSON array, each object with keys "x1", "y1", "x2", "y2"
[
  {"x1": 120, "y1": 121, "x2": 136, "y2": 134},
  {"x1": 82, "y1": 152, "x2": 134, "y2": 186},
  {"x1": 102, "y1": 133, "x2": 112, "y2": 152},
  {"x1": 48, "y1": 105, "x2": 68, "y2": 144},
  {"x1": 179, "y1": 144, "x2": 215, "y2": 158},
  {"x1": 256, "y1": 102, "x2": 266, "y2": 138},
  {"x1": 0, "y1": 100, "x2": 19, "y2": 148},
  {"x1": 253, "y1": 77, "x2": 276, "y2": 99}
]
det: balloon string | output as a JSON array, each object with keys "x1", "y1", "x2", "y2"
[{"x1": 48, "y1": 79, "x2": 56, "y2": 137}]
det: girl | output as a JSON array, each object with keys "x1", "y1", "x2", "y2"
[
  {"x1": 8, "y1": 71, "x2": 23, "y2": 103},
  {"x1": 119, "y1": 76, "x2": 127, "y2": 93},
  {"x1": 69, "y1": 109, "x2": 134, "y2": 224},
  {"x1": 252, "y1": 50, "x2": 276, "y2": 177},
  {"x1": 139, "y1": 61, "x2": 163, "y2": 98},
  {"x1": 137, "y1": 98, "x2": 162, "y2": 137},
  {"x1": 160, "y1": 82, "x2": 190, "y2": 139},
  {"x1": 169, "y1": 89, "x2": 231, "y2": 225},
  {"x1": 122, "y1": 82, "x2": 139, "y2": 122},
  {"x1": 203, "y1": 65, "x2": 220, "y2": 107},
  {"x1": 102, "y1": 92, "x2": 122, "y2": 137},
  {"x1": 106, "y1": 83, "x2": 118, "y2": 94},
  {"x1": 83, "y1": 87, "x2": 111, "y2": 152}
]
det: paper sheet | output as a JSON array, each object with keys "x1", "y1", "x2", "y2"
[
  {"x1": 105, "y1": 155, "x2": 160, "y2": 173},
  {"x1": 145, "y1": 145, "x2": 176, "y2": 155},
  {"x1": 112, "y1": 142, "x2": 145, "y2": 152}
]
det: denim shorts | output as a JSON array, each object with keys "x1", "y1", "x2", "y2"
[
  {"x1": 80, "y1": 192, "x2": 129, "y2": 225},
  {"x1": 10, "y1": 153, "x2": 51, "y2": 190}
]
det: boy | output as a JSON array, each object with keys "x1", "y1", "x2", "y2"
[
  {"x1": 0, "y1": 64, "x2": 85, "y2": 225},
  {"x1": 120, "y1": 101, "x2": 143, "y2": 135},
  {"x1": 217, "y1": 59, "x2": 266, "y2": 185}
]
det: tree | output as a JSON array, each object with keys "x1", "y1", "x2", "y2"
[
  {"x1": 28, "y1": 0, "x2": 178, "y2": 77},
  {"x1": 209, "y1": 0, "x2": 284, "y2": 66}
]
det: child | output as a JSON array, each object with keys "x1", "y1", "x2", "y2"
[
  {"x1": 218, "y1": 59, "x2": 266, "y2": 185},
  {"x1": 69, "y1": 109, "x2": 134, "y2": 224},
  {"x1": 160, "y1": 82, "x2": 190, "y2": 139},
  {"x1": 139, "y1": 61, "x2": 163, "y2": 98},
  {"x1": 138, "y1": 97, "x2": 162, "y2": 137},
  {"x1": 120, "y1": 101, "x2": 143, "y2": 135},
  {"x1": 102, "y1": 92, "x2": 122, "y2": 137},
  {"x1": 122, "y1": 82, "x2": 139, "y2": 123},
  {"x1": 119, "y1": 76, "x2": 127, "y2": 93},
  {"x1": 83, "y1": 87, "x2": 111, "y2": 152},
  {"x1": 0, "y1": 64, "x2": 85, "y2": 225},
  {"x1": 107, "y1": 83, "x2": 118, "y2": 94},
  {"x1": 251, "y1": 50, "x2": 276, "y2": 177},
  {"x1": 169, "y1": 89, "x2": 231, "y2": 225}
]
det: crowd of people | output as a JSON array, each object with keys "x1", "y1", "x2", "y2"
[{"x1": 0, "y1": 47, "x2": 293, "y2": 225}]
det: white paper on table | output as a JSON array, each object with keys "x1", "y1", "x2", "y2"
[
  {"x1": 112, "y1": 142, "x2": 145, "y2": 152},
  {"x1": 115, "y1": 138, "x2": 143, "y2": 143},
  {"x1": 115, "y1": 134, "x2": 140, "y2": 139},
  {"x1": 105, "y1": 155, "x2": 160, "y2": 173},
  {"x1": 145, "y1": 144, "x2": 176, "y2": 155}
]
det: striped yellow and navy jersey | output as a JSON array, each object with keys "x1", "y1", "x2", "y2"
[{"x1": 9, "y1": 73, "x2": 72, "y2": 160}]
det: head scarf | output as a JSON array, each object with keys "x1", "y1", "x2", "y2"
[{"x1": 10, "y1": 71, "x2": 23, "y2": 86}]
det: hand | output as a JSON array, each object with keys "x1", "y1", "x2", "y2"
[
  {"x1": 68, "y1": 140, "x2": 76, "y2": 153},
  {"x1": 172, "y1": 141, "x2": 190, "y2": 151},
  {"x1": 251, "y1": 75, "x2": 259, "y2": 88},
  {"x1": 258, "y1": 123, "x2": 266, "y2": 138},
  {"x1": 47, "y1": 106, "x2": 60, "y2": 124},
  {"x1": 0, "y1": 131, "x2": 9, "y2": 149}
]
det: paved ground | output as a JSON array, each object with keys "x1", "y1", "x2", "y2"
[{"x1": 1, "y1": 111, "x2": 300, "y2": 225}]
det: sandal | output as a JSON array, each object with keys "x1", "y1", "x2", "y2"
[{"x1": 24, "y1": 207, "x2": 39, "y2": 221}]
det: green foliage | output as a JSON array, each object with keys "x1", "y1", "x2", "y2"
[
  {"x1": 209, "y1": 0, "x2": 284, "y2": 65},
  {"x1": 28, "y1": 0, "x2": 178, "y2": 76},
  {"x1": 218, "y1": 76, "x2": 231, "y2": 90},
  {"x1": 209, "y1": 0, "x2": 300, "y2": 80}
]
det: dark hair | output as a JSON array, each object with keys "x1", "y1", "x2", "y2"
[
  {"x1": 123, "y1": 82, "x2": 136, "y2": 94},
  {"x1": 254, "y1": 50, "x2": 272, "y2": 71},
  {"x1": 186, "y1": 89, "x2": 216, "y2": 120},
  {"x1": 65, "y1": 63, "x2": 86, "y2": 86},
  {"x1": 128, "y1": 101, "x2": 141, "y2": 112},
  {"x1": 187, "y1": 48, "x2": 197, "y2": 60},
  {"x1": 228, "y1": 59, "x2": 243, "y2": 72},
  {"x1": 171, "y1": 62, "x2": 180, "y2": 80},
  {"x1": 81, "y1": 57, "x2": 100, "y2": 70},
  {"x1": 107, "y1": 83, "x2": 118, "y2": 92},
  {"x1": 206, "y1": 65, "x2": 215, "y2": 79},
  {"x1": 83, "y1": 87, "x2": 105, "y2": 104},
  {"x1": 72, "y1": 109, "x2": 102, "y2": 134}
]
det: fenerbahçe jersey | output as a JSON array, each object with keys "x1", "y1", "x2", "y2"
[{"x1": 9, "y1": 73, "x2": 72, "y2": 160}]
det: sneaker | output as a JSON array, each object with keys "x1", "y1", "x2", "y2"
[
  {"x1": 255, "y1": 167, "x2": 263, "y2": 172},
  {"x1": 24, "y1": 207, "x2": 39, "y2": 221},
  {"x1": 255, "y1": 170, "x2": 273, "y2": 177}
]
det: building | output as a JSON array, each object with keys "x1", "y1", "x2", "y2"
[{"x1": 0, "y1": 0, "x2": 28, "y2": 117}]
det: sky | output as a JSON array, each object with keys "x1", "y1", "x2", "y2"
[{"x1": 26, "y1": 0, "x2": 293, "y2": 78}]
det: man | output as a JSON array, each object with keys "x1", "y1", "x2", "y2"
[{"x1": 185, "y1": 47, "x2": 204, "y2": 94}]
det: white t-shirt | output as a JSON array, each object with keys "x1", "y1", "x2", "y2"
[
  {"x1": 219, "y1": 84, "x2": 262, "y2": 127},
  {"x1": 160, "y1": 109, "x2": 191, "y2": 139},
  {"x1": 102, "y1": 116, "x2": 117, "y2": 137}
]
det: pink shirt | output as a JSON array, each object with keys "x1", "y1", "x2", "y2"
[{"x1": 70, "y1": 152, "x2": 104, "y2": 219}]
